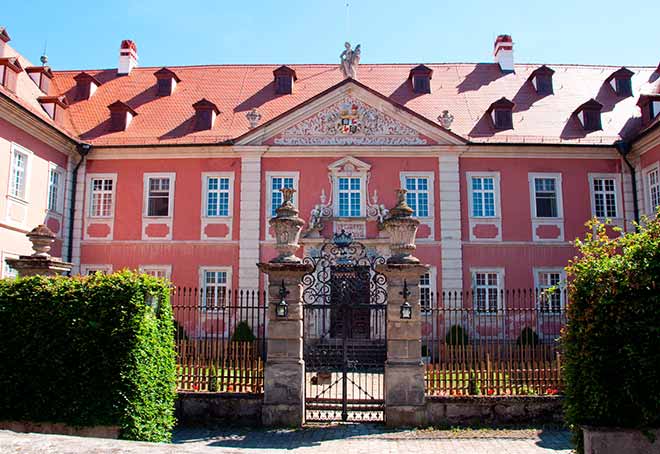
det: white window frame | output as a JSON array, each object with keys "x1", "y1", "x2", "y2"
[
  {"x1": 143, "y1": 173, "x2": 176, "y2": 218},
  {"x1": 139, "y1": 264, "x2": 172, "y2": 280},
  {"x1": 644, "y1": 163, "x2": 660, "y2": 217},
  {"x1": 533, "y1": 268, "x2": 566, "y2": 314},
  {"x1": 528, "y1": 173, "x2": 563, "y2": 219},
  {"x1": 589, "y1": 173, "x2": 622, "y2": 221},
  {"x1": 335, "y1": 175, "x2": 364, "y2": 218},
  {"x1": 80, "y1": 264, "x2": 113, "y2": 275},
  {"x1": 470, "y1": 267, "x2": 505, "y2": 314},
  {"x1": 47, "y1": 163, "x2": 65, "y2": 214},
  {"x1": 266, "y1": 172, "x2": 299, "y2": 218},
  {"x1": 199, "y1": 266, "x2": 232, "y2": 310},
  {"x1": 87, "y1": 173, "x2": 117, "y2": 219},
  {"x1": 419, "y1": 266, "x2": 437, "y2": 312},
  {"x1": 7, "y1": 143, "x2": 32, "y2": 203},
  {"x1": 467, "y1": 172, "x2": 501, "y2": 219},
  {"x1": 399, "y1": 172, "x2": 435, "y2": 219},
  {"x1": 201, "y1": 172, "x2": 234, "y2": 219},
  {"x1": 1, "y1": 251, "x2": 19, "y2": 279}
]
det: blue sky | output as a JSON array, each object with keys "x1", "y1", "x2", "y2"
[{"x1": 4, "y1": 0, "x2": 660, "y2": 70}]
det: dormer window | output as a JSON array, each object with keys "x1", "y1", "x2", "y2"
[
  {"x1": 410, "y1": 65, "x2": 433, "y2": 94},
  {"x1": 574, "y1": 99, "x2": 603, "y2": 131},
  {"x1": 73, "y1": 72, "x2": 101, "y2": 101},
  {"x1": 108, "y1": 101, "x2": 137, "y2": 132},
  {"x1": 38, "y1": 95, "x2": 68, "y2": 122},
  {"x1": 0, "y1": 57, "x2": 22, "y2": 92},
  {"x1": 192, "y1": 99, "x2": 220, "y2": 131},
  {"x1": 637, "y1": 95, "x2": 660, "y2": 126},
  {"x1": 488, "y1": 97, "x2": 514, "y2": 130},
  {"x1": 528, "y1": 65, "x2": 554, "y2": 95},
  {"x1": 25, "y1": 66, "x2": 53, "y2": 94},
  {"x1": 154, "y1": 67, "x2": 180, "y2": 96},
  {"x1": 0, "y1": 27, "x2": 10, "y2": 44},
  {"x1": 606, "y1": 67, "x2": 634, "y2": 97},
  {"x1": 273, "y1": 66, "x2": 296, "y2": 94}
]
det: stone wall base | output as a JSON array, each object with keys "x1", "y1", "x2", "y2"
[
  {"x1": 175, "y1": 392, "x2": 263, "y2": 426},
  {"x1": 385, "y1": 405, "x2": 426, "y2": 427},
  {"x1": 262, "y1": 403, "x2": 304, "y2": 427},
  {"x1": 583, "y1": 427, "x2": 660, "y2": 454},
  {"x1": 0, "y1": 421, "x2": 119, "y2": 438}
]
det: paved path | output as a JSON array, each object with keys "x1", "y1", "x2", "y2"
[{"x1": 0, "y1": 425, "x2": 573, "y2": 453}]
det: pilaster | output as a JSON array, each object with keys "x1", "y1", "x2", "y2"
[
  {"x1": 70, "y1": 158, "x2": 86, "y2": 274},
  {"x1": 238, "y1": 153, "x2": 263, "y2": 289},
  {"x1": 438, "y1": 153, "x2": 463, "y2": 291}
]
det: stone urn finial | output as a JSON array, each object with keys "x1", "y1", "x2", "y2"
[
  {"x1": 269, "y1": 188, "x2": 305, "y2": 263},
  {"x1": 383, "y1": 189, "x2": 420, "y2": 264},
  {"x1": 27, "y1": 224, "x2": 56, "y2": 258}
]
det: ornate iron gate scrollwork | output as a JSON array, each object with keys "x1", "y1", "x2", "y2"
[{"x1": 302, "y1": 230, "x2": 388, "y2": 422}]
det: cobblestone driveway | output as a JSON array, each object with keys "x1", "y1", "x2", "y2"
[{"x1": 0, "y1": 425, "x2": 573, "y2": 453}]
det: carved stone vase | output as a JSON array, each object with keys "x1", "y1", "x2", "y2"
[
  {"x1": 382, "y1": 189, "x2": 420, "y2": 264},
  {"x1": 269, "y1": 188, "x2": 305, "y2": 263}
]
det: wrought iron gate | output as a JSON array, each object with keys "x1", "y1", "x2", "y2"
[{"x1": 302, "y1": 231, "x2": 387, "y2": 422}]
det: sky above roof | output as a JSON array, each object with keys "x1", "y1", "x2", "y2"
[{"x1": 4, "y1": 0, "x2": 660, "y2": 70}]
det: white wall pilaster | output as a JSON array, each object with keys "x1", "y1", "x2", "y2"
[
  {"x1": 70, "y1": 158, "x2": 86, "y2": 274},
  {"x1": 438, "y1": 153, "x2": 463, "y2": 292},
  {"x1": 238, "y1": 153, "x2": 263, "y2": 289}
]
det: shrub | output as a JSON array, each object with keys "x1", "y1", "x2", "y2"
[
  {"x1": 516, "y1": 327, "x2": 539, "y2": 346},
  {"x1": 231, "y1": 320, "x2": 256, "y2": 342},
  {"x1": 0, "y1": 270, "x2": 176, "y2": 442},
  {"x1": 562, "y1": 215, "x2": 660, "y2": 452},
  {"x1": 445, "y1": 325, "x2": 469, "y2": 346}
]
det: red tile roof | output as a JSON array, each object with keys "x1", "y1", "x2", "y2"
[{"x1": 41, "y1": 62, "x2": 660, "y2": 146}]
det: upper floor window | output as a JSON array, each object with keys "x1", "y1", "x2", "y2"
[
  {"x1": 90, "y1": 178, "x2": 114, "y2": 218},
  {"x1": 591, "y1": 177, "x2": 618, "y2": 218},
  {"x1": 338, "y1": 177, "x2": 361, "y2": 217},
  {"x1": 575, "y1": 99, "x2": 603, "y2": 131},
  {"x1": 9, "y1": 147, "x2": 28, "y2": 200},
  {"x1": 473, "y1": 270, "x2": 502, "y2": 314},
  {"x1": 536, "y1": 270, "x2": 564, "y2": 314},
  {"x1": 648, "y1": 168, "x2": 659, "y2": 215},
  {"x1": 146, "y1": 177, "x2": 172, "y2": 217},
  {"x1": 529, "y1": 65, "x2": 555, "y2": 95},
  {"x1": 470, "y1": 177, "x2": 497, "y2": 217},
  {"x1": 404, "y1": 177, "x2": 430, "y2": 217},
  {"x1": 270, "y1": 176, "x2": 295, "y2": 217},
  {"x1": 488, "y1": 97, "x2": 514, "y2": 130},
  {"x1": 273, "y1": 66, "x2": 296, "y2": 95},
  {"x1": 202, "y1": 269, "x2": 229, "y2": 310},
  {"x1": 607, "y1": 67, "x2": 634, "y2": 97},
  {"x1": 530, "y1": 175, "x2": 562, "y2": 218},
  {"x1": 205, "y1": 176, "x2": 231, "y2": 217},
  {"x1": 48, "y1": 167, "x2": 63, "y2": 212},
  {"x1": 409, "y1": 65, "x2": 433, "y2": 94}
]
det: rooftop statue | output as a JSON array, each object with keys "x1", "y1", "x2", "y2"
[{"x1": 340, "y1": 42, "x2": 361, "y2": 79}]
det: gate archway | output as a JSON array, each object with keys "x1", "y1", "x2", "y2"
[{"x1": 302, "y1": 231, "x2": 388, "y2": 422}]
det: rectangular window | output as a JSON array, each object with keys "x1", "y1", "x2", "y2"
[
  {"x1": 648, "y1": 168, "x2": 659, "y2": 214},
  {"x1": 48, "y1": 168, "x2": 62, "y2": 212},
  {"x1": 592, "y1": 178, "x2": 618, "y2": 218},
  {"x1": 270, "y1": 176, "x2": 295, "y2": 217},
  {"x1": 206, "y1": 176, "x2": 231, "y2": 217},
  {"x1": 140, "y1": 265, "x2": 171, "y2": 279},
  {"x1": 2, "y1": 253, "x2": 18, "y2": 279},
  {"x1": 202, "y1": 270, "x2": 228, "y2": 309},
  {"x1": 473, "y1": 272, "x2": 500, "y2": 313},
  {"x1": 90, "y1": 178, "x2": 114, "y2": 217},
  {"x1": 9, "y1": 148, "x2": 27, "y2": 199},
  {"x1": 338, "y1": 177, "x2": 361, "y2": 217},
  {"x1": 616, "y1": 78, "x2": 632, "y2": 97},
  {"x1": 533, "y1": 177, "x2": 558, "y2": 218},
  {"x1": 537, "y1": 271, "x2": 563, "y2": 314},
  {"x1": 471, "y1": 177, "x2": 496, "y2": 217},
  {"x1": 405, "y1": 177, "x2": 430, "y2": 217},
  {"x1": 420, "y1": 272, "x2": 431, "y2": 311},
  {"x1": 147, "y1": 177, "x2": 171, "y2": 217}
]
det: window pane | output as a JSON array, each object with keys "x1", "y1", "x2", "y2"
[{"x1": 148, "y1": 196, "x2": 169, "y2": 216}]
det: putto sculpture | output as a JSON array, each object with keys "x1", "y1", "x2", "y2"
[{"x1": 340, "y1": 42, "x2": 361, "y2": 79}]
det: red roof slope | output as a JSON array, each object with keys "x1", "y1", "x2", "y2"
[{"x1": 50, "y1": 63, "x2": 658, "y2": 146}]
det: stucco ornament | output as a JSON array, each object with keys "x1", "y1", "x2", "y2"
[
  {"x1": 366, "y1": 190, "x2": 389, "y2": 227},
  {"x1": 383, "y1": 189, "x2": 420, "y2": 264},
  {"x1": 269, "y1": 188, "x2": 305, "y2": 263},
  {"x1": 340, "y1": 42, "x2": 361, "y2": 79},
  {"x1": 273, "y1": 97, "x2": 427, "y2": 146},
  {"x1": 303, "y1": 189, "x2": 333, "y2": 237}
]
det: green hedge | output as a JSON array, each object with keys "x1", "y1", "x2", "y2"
[
  {"x1": 0, "y1": 270, "x2": 176, "y2": 442},
  {"x1": 563, "y1": 215, "x2": 660, "y2": 452}
]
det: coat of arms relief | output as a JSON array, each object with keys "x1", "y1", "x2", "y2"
[{"x1": 273, "y1": 97, "x2": 428, "y2": 146}]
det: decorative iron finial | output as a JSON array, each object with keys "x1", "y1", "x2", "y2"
[
  {"x1": 40, "y1": 40, "x2": 48, "y2": 66},
  {"x1": 332, "y1": 229, "x2": 353, "y2": 248},
  {"x1": 438, "y1": 110, "x2": 454, "y2": 129}
]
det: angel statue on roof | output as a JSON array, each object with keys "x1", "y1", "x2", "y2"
[{"x1": 340, "y1": 42, "x2": 361, "y2": 79}]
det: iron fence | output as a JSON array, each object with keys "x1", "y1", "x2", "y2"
[
  {"x1": 422, "y1": 289, "x2": 567, "y2": 397},
  {"x1": 171, "y1": 287, "x2": 267, "y2": 393}
]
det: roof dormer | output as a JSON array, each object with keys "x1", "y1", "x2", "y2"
[
  {"x1": 154, "y1": 67, "x2": 180, "y2": 96},
  {"x1": 25, "y1": 66, "x2": 53, "y2": 94},
  {"x1": 38, "y1": 95, "x2": 68, "y2": 122},
  {"x1": 409, "y1": 64, "x2": 433, "y2": 94},
  {"x1": 637, "y1": 94, "x2": 660, "y2": 126},
  {"x1": 273, "y1": 66, "x2": 296, "y2": 94},
  {"x1": 0, "y1": 57, "x2": 22, "y2": 92},
  {"x1": 192, "y1": 99, "x2": 219, "y2": 131},
  {"x1": 528, "y1": 65, "x2": 554, "y2": 95},
  {"x1": 574, "y1": 99, "x2": 603, "y2": 131},
  {"x1": 487, "y1": 97, "x2": 515, "y2": 130},
  {"x1": 606, "y1": 67, "x2": 634, "y2": 97},
  {"x1": 73, "y1": 72, "x2": 102, "y2": 101},
  {"x1": 108, "y1": 101, "x2": 137, "y2": 132},
  {"x1": 0, "y1": 27, "x2": 10, "y2": 58}
]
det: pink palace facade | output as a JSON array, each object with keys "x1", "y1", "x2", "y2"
[{"x1": 1, "y1": 28, "x2": 660, "y2": 308}]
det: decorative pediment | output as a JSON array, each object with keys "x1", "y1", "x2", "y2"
[
  {"x1": 328, "y1": 156, "x2": 371, "y2": 174},
  {"x1": 272, "y1": 96, "x2": 429, "y2": 146}
]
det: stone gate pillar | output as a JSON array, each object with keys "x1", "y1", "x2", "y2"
[
  {"x1": 6, "y1": 225, "x2": 72, "y2": 277},
  {"x1": 379, "y1": 189, "x2": 429, "y2": 426}
]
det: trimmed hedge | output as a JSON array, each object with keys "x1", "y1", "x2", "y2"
[
  {"x1": 0, "y1": 270, "x2": 176, "y2": 442},
  {"x1": 563, "y1": 215, "x2": 660, "y2": 452}
]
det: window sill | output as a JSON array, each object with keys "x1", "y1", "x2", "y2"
[
  {"x1": 143, "y1": 215, "x2": 173, "y2": 219},
  {"x1": 6, "y1": 194, "x2": 28, "y2": 206}
]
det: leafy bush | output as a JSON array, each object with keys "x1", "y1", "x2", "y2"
[
  {"x1": 516, "y1": 327, "x2": 540, "y2": 346},
  {"x1": 445, "y1": 325, "x2": 469, "y2": 346},
  {"x1": 562, "y1": 215, "x2": 660, "y2": 452},
  {"x1": 231, "y1": 320, "x2": 256, "y2": 342},
  {"x1": 0, "y1": 270, "x2": 176, "y2": 442}
]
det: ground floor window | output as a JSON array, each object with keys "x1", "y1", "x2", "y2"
[
  {"x1": 472, "y1": 271, "x2": 501, "y2": 313},
  {"x1": 536, "y1": 270, "x2": 564, "y2": 313},
  {"x1": 202, "y1": 269, "x2": 230, "y2": 309}
]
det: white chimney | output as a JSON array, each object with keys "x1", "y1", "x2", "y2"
[
  {"x1": 0, "y1": 27, "x2": 11, "y2": 58},
  {"x1": 493, "y1": 34, "x2": 514, "y2": 73},
  {"x1": 118, "y1": 39, "x2": 138, "y2": 75}
]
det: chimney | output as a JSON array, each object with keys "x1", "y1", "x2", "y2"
[
  {"x1": 0, "y1": 27, "x2": 10, "y2": 58},
  {"x1": 493, "y1": 34, "x2": 514, "y2": 73},
  {"x1": 118, "y1": 40, "x2": 138, "y2": 75}
]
